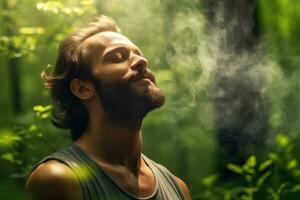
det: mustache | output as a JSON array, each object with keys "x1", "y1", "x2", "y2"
[{"x1": 127, "y1": 69, "x2": 156, "y2": 84}]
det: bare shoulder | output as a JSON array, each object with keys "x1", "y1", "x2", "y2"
[
  {"x1": 174, "y1": 176, "x2": 191, "y2": 200},
  {"x1": 25, "y1": 160, "x2": 82, "y2": 200}
]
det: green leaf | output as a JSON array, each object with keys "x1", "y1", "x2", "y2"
[
  {"x1": 1, "y1": 152, "x2": 14, "y2": 162},
  {"x1": 33, "y1": 105, "x2": 43, "y2": 112},
  {"x1": 0, "y1": 129, "x2": 21, "y2": 149},
  {"x1": 20, "y1": 27, "x2": 44, "y2": 35},
  {"x1": 245, "y1": 155, "x2": 256, "y2": 168},
  {"x1": 276, "y1": 133, "x2": 289, "y2": 147},
  {"x1": 243, "y1": 187, "x2": 259, "y2": 195},
  {"x1": 278, "y1": 182, "x2": 288, "y2": 194},
  {"x1": 28, "y1": 125, "x2": 38, "y2": 132},
  {"x1": 291, "y1": 184, "x2": 300, "y2": 193},
  {"x1": 269, "y1": 152, "x2": 279, "y2": 161},
  {"x1": 201, "y1": 174, "x2": 218, "y2": 187},
  {"x1": 36, "y1": 1, "x2": 64, "y2": 14},
  {"x1": 33, "y1": 105, "x2": 51, "y2": 112},
  {"x1": 227, "y1": 163, "x2": 243, "y2": 175},
  {"x1": 19, "y1": 27, "x2": 34, "y2": 34},
  {"x1": 287, "y1": 159, "x2": 298, "y2": 170},
  {"x1": 245, "y1": 174, "x2": 252, "y2": 183},
  {"x1": 11, "y1": 173, "x2": 26, "y2": 179},
  {"x1": 33, "y1": 105, "x2": 52, "y2": 118},
  {"x1": 293, "y1": 169, "x2": 300, "y2": 177},
  {"x1": 11, "y1": 36, "x2": 22, "y2": 48},
  {"x1": 0, "y1": 36, "x2": 9, "y2": 43},
  {"x1": 41, "y1": 113, "x2": 50, "y2": 119},
  {"x1": 259, "y1": 159, "x2": 273, "y2": 171},
  {"x1": 243, "y1": 165, "x2": 255, "y2": 174},
  {"x1": 256, "y1": 171, "x2": 271, "y2": 187}
]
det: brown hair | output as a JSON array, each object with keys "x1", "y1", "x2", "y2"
[{"x1": 42, "y1": 16, "x2": 121, "y2": 141}]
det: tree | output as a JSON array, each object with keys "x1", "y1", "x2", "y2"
[
  {"x1": 203, "y1": 0, "x2": 268, "y2": 179},
  {"x1": 2, "y1": 0, "x2": 22, "y2": 114}
]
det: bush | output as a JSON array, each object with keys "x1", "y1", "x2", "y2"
[{"x1": 197, "y1": 133, "x2": 300, "y2": 200}]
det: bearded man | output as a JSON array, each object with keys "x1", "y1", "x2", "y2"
[{"x1": 25, "y1": 16, "x2": 190, "y2": 200}]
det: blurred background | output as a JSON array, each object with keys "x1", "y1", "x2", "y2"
[{"x1": 0, "y1": 0, "x2": 300, "y2": 199}]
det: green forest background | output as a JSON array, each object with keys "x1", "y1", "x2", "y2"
[{"x1": 0, "y1": 0, "x2": 300, "y2": 199}]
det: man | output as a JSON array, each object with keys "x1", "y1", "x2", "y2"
[{"x1": 25, "y1": 16, "x2": 191, "y2": 200}]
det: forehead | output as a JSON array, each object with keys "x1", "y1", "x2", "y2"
[{"x1": 84, "y1": 31, "x2": 138, "y2": 53}]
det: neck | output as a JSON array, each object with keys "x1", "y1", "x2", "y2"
[{"x1": 75, "y1": 109, "x2": 143, "y2": 174}]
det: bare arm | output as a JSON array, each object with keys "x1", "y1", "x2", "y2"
[
  {"x1": 25, "y1": 160, "x2": 83, "y2": 200},
  {"x1": 174, "y1": 176, "x2": 191, "y2": 200}
]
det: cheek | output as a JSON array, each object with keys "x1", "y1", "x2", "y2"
[{"x1": 92, "y1": 63, "x2": 129, "y2": 82}]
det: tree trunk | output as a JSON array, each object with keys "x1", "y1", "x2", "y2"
[
  {"x1": 204, "y1": 0, "x2": 268, "y2": 180},
  {"x1": 3, "y1": 0, "x2": 22, "y2": 114}
]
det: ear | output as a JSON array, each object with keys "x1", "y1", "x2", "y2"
[{"x1": 70, "y1": 79, "x2": 94, "y2": 100}]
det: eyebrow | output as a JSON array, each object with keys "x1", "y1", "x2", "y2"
[{"x1": 102, "y1": 45, "x2": 143, "y2": 58}]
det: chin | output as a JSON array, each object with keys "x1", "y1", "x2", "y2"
[
  {"x1": 99, "y1": 81, "x2": 166, "y2": 120},
  {"x1": 129, "y1": 81, "x2": 165, "y2": 107},
  {"x1": 147, "y1": 86, "x2": 166, "y2": 108}
]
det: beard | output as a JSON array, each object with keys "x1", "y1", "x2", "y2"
[{"x1": 90, "y1": 75, "x2": 165, "y2": 120}]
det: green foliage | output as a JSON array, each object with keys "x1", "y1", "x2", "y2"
[
  {"x1": 198, "y1": 133, "x2": 300, "y2": 200},
  {"x1": 0, "y1": 0, "x2": 97, "y2": 59},
  {"x1": 36, "y1": 0, "x2": 95, "y2": 15},
  {"x1": 0, "y1": 0, "x2": 300, "y2": 199},
  {"x1": 0, "y1": 129, "x2": 21, "y2": 149},
  {"x1": 0, "y1": 104, "x2": 68, "y2": 182},
  {"x1": 33, "y1": 104, "x2": 52, "y2": 119}
]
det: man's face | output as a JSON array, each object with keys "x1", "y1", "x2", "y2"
[{"x1": 84, "y1": 31, "x2": 165, "y2": 119}]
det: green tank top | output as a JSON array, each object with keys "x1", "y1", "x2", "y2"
[{"x1": 30, "y1": 143, "x2": 186, "y2": 200}]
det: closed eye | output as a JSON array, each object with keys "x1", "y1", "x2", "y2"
[
  {"x1": 103, "y1": 48, "x2": 129, "y2": 63},
  {"x1": 112, "y1": 52, "x2": 125, "y2": 62}
]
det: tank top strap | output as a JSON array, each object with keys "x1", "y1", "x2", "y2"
[{"x1": 142, "y1": 155, "x2": 186, "y2": 200}]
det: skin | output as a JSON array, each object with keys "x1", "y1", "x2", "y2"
[{"x1": 25, "y1": 31, "x2": 191, "y2": 200}]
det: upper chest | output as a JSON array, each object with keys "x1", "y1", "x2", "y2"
[{"x1": 98, "y1": 161, "x2": 157, "y2": 198}]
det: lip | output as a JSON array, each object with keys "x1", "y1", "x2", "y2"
[
  {"x1": 147, "y1": 75, "x2": 156, "y2": 84},
  {"x1": 133, "y1": 78, "x2": 154, "y2": 86},
  {"x1": 140, "y1": 78, "x2": 153, "y2": 83},
  {"x1": 131, "y1": 74, "x2": 156, "y2": 84}
]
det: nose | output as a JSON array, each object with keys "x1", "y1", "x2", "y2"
[{"x1": 130, "y1": 54, "x2": 148, "y2": 73}]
